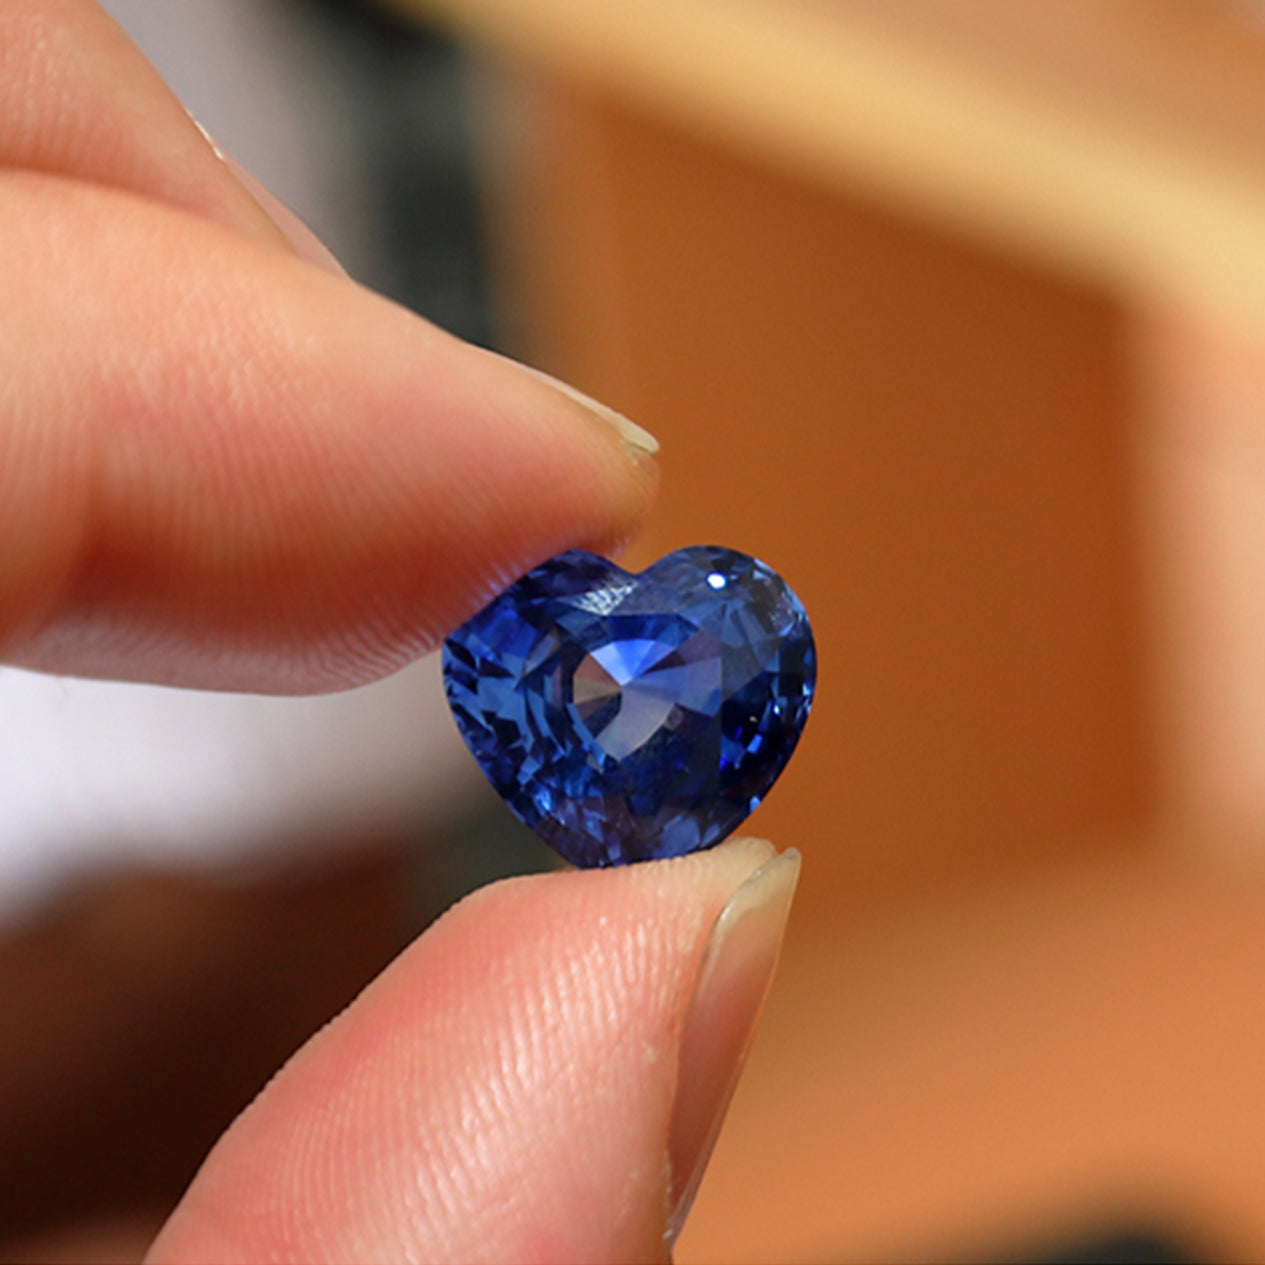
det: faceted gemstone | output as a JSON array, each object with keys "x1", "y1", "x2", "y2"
[{"x1": 442, "y1": 546, "x2": 816, "y2": 867}]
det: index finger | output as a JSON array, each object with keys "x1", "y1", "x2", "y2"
[{"x1": 0, "y1": 173, "x2": 657, "y2": 691}]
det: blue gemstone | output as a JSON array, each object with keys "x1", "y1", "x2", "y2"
[{"x1": 442, "y1": 547, "x2": 816, "y2": 867}]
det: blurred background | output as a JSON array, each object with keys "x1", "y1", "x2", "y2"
[{"x1": 8, "y1": 0, "x2": 1265, "y2": 1261}]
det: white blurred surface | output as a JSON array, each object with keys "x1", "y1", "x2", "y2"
[{"x1": 0, "y1": 658, "x2": 468, "y2": 912}]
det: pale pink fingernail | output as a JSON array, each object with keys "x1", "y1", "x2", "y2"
[
  {"x1": 666, "y1": 846, "x2": 800, "y2": 1244},
  {"x1": 499, "y1": 358, "x2": 660, "y2": 458}
]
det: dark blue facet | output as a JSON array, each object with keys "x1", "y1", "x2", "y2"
[{"x1": 442, "y1": 547, "x2": 816, "y2": 867}]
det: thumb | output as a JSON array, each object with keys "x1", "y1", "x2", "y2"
[{"x1": 145, "y1": 838, "x2": 799, "y2": 1265}]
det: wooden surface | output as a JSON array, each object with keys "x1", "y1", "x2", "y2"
[{"x1": 396, "y1": 0, "x2": 1265, "y2": 335}]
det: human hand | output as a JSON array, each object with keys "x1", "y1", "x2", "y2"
[{"x1": 2, "y1": 3, "x2": 799, "y2": 1259}]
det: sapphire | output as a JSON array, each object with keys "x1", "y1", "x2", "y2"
[{"x1": 442, "y1": 547, "x2": 816, "y2": 867}]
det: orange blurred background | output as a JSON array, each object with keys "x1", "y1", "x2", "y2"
[
  {"x1": 402, "y1": 2, "x2": 1265, "y2": 1260},
  {"x1": 11, "y1": 2, "x2": 1265, "y2": 1261}
]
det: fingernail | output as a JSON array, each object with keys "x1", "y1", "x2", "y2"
[
  {"x1": 666, "y1": 846, "x2": 801, "y2": 1244},
  {"x1": 190, "y1": 117, "x2": 349, "y2": 278},
  {"x1": 506, "y1": 360, "x2": 660, "y2": 459}
]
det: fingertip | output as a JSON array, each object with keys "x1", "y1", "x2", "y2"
[{"x1": 485, "y1": 353, "x2": 661, "y2": 461}]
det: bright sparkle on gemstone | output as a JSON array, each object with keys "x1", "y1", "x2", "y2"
[{"x1": 442, "y1": 546, "x2": 816, "y2": 868}]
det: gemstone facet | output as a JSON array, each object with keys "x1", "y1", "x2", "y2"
[{"x1": 442, "y1": 547, "x2": 816, "y2": 868}]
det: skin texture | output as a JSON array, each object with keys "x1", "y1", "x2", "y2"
[
  {"x1": 0, "y1": 171, "x2": 656, "y2": 691},
  {"x1": 4, "y1": 4, "x2": 799, "y2": 1259},
  {"x1": 147, "y1": 839, "x2": 784, "y2": 1265}
]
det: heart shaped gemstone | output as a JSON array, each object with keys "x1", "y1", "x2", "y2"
[{"x1": 442, "y1": 547, "x2": 816, "y2": 868}]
